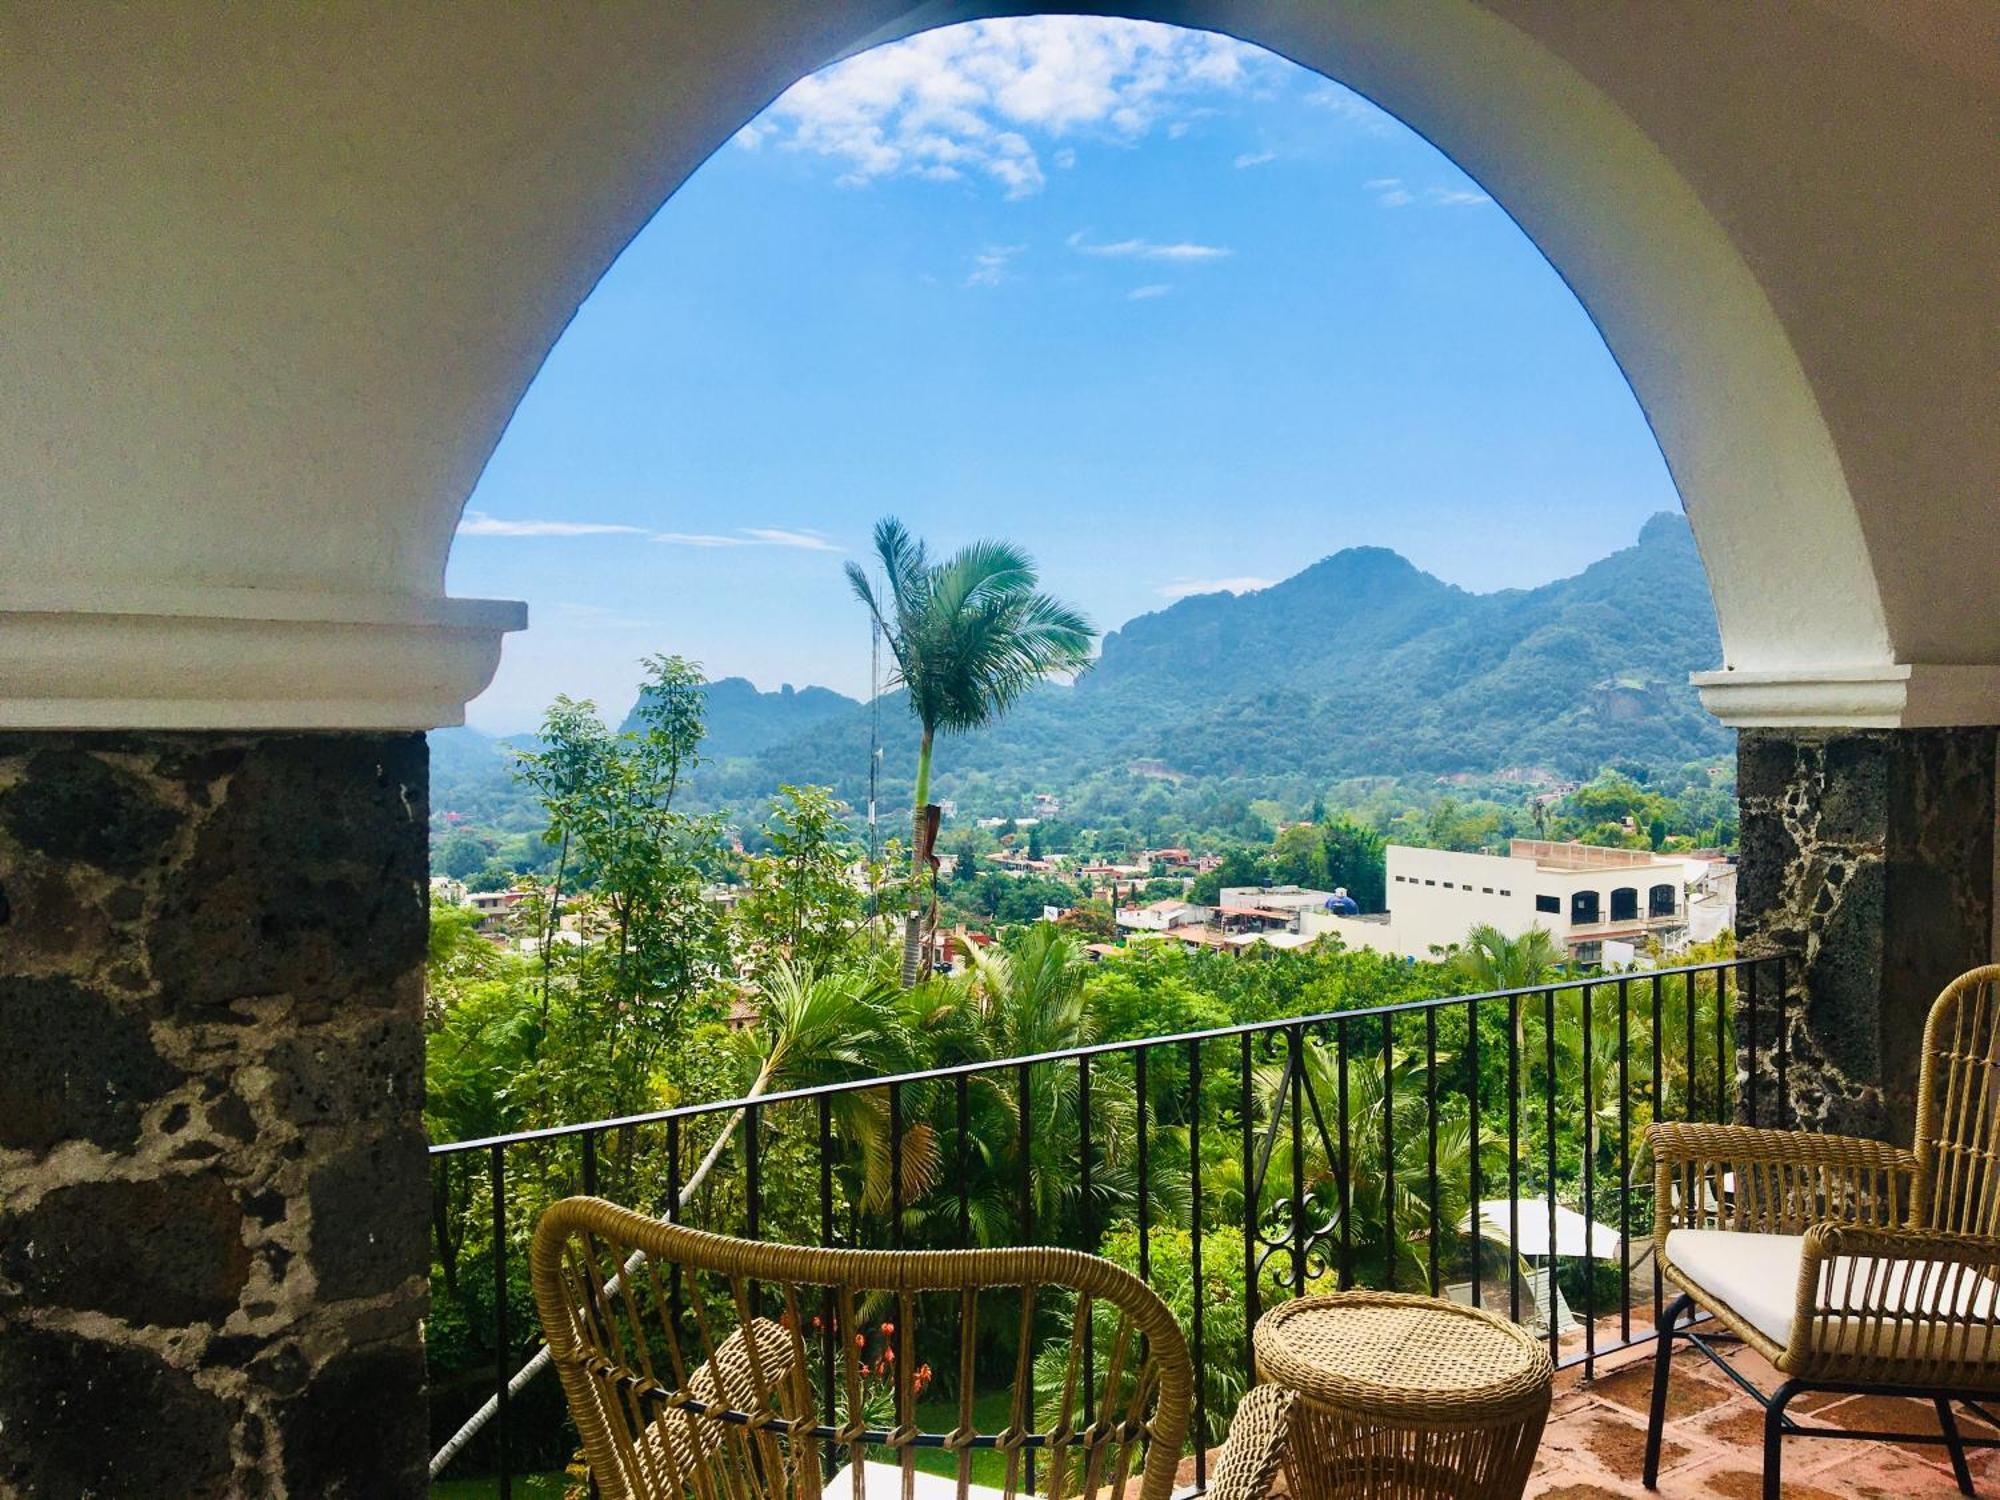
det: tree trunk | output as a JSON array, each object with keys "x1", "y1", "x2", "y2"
[{"x1": 900, "y1": 802, "x2": 938, "y2": 987}]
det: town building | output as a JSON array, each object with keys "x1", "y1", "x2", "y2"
[
  {"x1": 1308, "y1": 841, "x2": 1735, "y2": 964},
  {"x1": 1114, "y1": 897, "x2": 1212, "y2": 933}
]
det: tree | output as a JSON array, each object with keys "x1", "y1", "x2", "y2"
[
  {"x1": 1055, "y1": 899, "x2": 1115, "y2": 941},
  {"x1": 1190, "y1": 847, "x2": 1263, "y2": 904},
  {"x1": 432, "y1": 960, "x2": 914, "y2": 1474},
  {"x1": 514, "y1": 696, "x2": 615, "y2": 1020},
  {"x1": 736, "y1": 785, "x2": 866, "y2": 978},
  {"x1": 513, "y1": 658, "x2": 729, "y2": 1122},
  {"x1": 1268, "y1": 823, "x2": 1329, "y2": 888},
  {"x1": 1444, "y1": 924, "x2": 1564, "y2": 993},
  {"x1": 1321, "y1": 816, "x2": 1388, "y2": 911},
  {"x1": 847, "y1": 518, "x2": 1096, "y2": 986},
  {"x1": 438, "y1": 828, "x2": 492, "y2": 880}
]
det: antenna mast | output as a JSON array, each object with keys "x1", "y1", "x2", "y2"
[{"x1": 867, "y1": 608, "x2": 881, "y2": 920}]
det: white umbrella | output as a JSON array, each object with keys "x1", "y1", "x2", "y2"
[{"x1": 1457, "y1": 1199, "x2": 1623, "y2": 1260}]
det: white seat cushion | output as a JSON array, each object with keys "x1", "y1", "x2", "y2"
[
  {"x1": 1666, "y1": 1228, "x2": 2000, "y2": 1362},
  {"x1": 826, "y1": 1459, "x2": 1012, "y2": 1500}
]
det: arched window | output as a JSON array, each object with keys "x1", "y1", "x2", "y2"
[
  {"x1": 1649, "y1": 883, "x2": 1677, "y2": 917},
  {"x1": 1571, "y1": 890, "x2": 1601, "y2": 924},
  {"x1": 1610, "y1": 887, "x2": 1639, "y2": 922}
]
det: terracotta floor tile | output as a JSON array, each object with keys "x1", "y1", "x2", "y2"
[
  {"x1": 1591, "y1": 1359, "x2": 1735, "y2": 1422},
  {"x1": 1225, "y1": 1340, "x2": 1986, "y2": 1500},
  {"x1": 1576, "y1": 1405, "x2": 1691, "y2": 1482},
  {"x1": 1689, "y1": 1467, "x2": 1850, "y2": 1500},
  {"x1": 1800, "y1": 1443, "x2": 1987, "y2": 1499},
  {"x1": 1809, "y1": 1392, "x2": 1996, "y2": 1479}
]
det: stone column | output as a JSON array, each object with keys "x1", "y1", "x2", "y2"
[
  {"x1": 1736, "y1": 728, "x2": 1998, "y2": 1142},
  {"x1": 0, "y1": 733, "x2": 431, "y2": 1498}
]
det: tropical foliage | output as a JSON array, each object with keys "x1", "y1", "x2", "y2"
[{"x1": 424, "y1": 650, "x2": 1742, "y2": 1484}]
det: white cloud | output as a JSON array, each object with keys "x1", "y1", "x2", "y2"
[
  {"x1": 654, "y1": 528, "x2": 839, "y2": 551},
  {"x1": 1233, "y1": 150, "x2": 1276, "y2": 168},
  {"x1": 1127, "y1": 284, "x2": 1172, "y2": 300},
  {"x1": 966, "y1": 244, "x2": 1026, "y2": 287},
  {"x1": 1305, "y1": 84, "x2": 1397, "y2": 136},
  {"x1": 747, "y1": 17, "x2": 1266, "y2": 198},
  {"x1": 457, "y1": 510, "x2": 648, "y2": 538},
  {"x1": 1365, "y1": 177, "x2": 1489, "y2": 209},
  {"x1": 738, "y1": 527, "x2": 840, "y2": 552},
  {"x1": 653, "y1": 533, "x2": 753, "y2": 547},
  {"x1": 1157, "y1": 575, "x2": 1276, "y2": 599},
  {"x1": 1068, "y1": 230, "x2": 1231, "y2": 261}
]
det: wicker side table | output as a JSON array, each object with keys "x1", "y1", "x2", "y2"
[{"x1": 1253, "y1": 1291, "x2": 1553, "y2": 1500}]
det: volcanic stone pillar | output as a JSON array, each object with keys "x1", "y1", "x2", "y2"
[
  {"x1": 0, "y1": 733, "x2": 431, "y2": 1498},
  {"x1": 1737, "y1": 728, "x2": 1999, "y2": 1142}
]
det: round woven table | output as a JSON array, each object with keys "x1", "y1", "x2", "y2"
[{"x1": 1253, "y1": 1291, "x2": 1554, "y2": 1500}]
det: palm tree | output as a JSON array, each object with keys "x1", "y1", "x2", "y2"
[
  {"x1": 431, "y1": 963, "x2": 911, "y2": 1477},
  {"x1": 847, "y1": 518, "x2": 1095, "y2": 985},
  {"x1": 1445, "y1": 923, "x2": 1564, "y2": 992}
]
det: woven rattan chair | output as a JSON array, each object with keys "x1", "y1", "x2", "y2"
[
  {"x1": 1643, "y1": 964, "x2": 2000, "y2": 1500},
  {"x1": 532, "y1": 1197, "x2": 1293, "y2": 1500}
]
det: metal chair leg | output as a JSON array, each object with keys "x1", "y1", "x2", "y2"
[
  {"x1": 1936, "y1": 1397, "x2": 1976, "y2": 1496},
  {"x1": 1763, "y1": 1381, "x2": 1800, "y2": 1500},
  {"x1": 1644, "y1": 1293, "x2": 1692, "y2": 1488}
]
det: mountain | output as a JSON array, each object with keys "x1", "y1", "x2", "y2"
[
  {"x1": 697, "y1": 513, "x2": 1727, "y2": 814},
  {"x1": 621, "y1": 677, "x2": 858, "y2": 759}
]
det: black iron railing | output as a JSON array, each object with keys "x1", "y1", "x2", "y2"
[{"x1": 427, "y1": 950, "x2": 1791, "y2": 1494}]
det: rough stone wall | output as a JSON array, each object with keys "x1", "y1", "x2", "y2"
[
  {"x1": 0, "y1": 733, "x2": 431, "y2": 1498},
  {"x1": 1737, "y1": 728, "x2": 1997, "y2": 1142}
]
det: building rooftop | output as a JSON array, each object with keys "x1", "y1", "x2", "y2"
[{"x1": 1510, "y1": 839, "x2": 1687, "y2": 872}]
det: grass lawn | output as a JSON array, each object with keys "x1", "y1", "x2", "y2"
[
  {"x1": 430, "y1": 1473, "x2": 571, "y2": 1498},
  {"x1": 907, "y1": 1390, "x2": 1029, "y2": 1490}
]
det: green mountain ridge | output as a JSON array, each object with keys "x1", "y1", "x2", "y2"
[
  {"x1": 619, "y1": 676, "x2": 857, "y2": 758},
  {"x1": 432, "y1": 514, "x2": 1728, "y2": 830},
  {"x1": 694, "y1": 512, "x2": 1725, "y2": 816}
]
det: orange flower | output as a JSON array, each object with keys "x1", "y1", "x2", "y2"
[
  {"x1": 855, "y1": 1334, "x2": 866, "y2": 1348},
  {"x1": 883, "y1": 1348, "x2": 895, "y2": 1363},
  {"x1": 881, "y1": 1322, "x2": 895, "y2": 1336}
]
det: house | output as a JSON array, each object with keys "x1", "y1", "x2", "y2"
[
  {"x1": 1115, "y1": 897, "x2": 1212, "y2": 932},
  {"x1": 1077, "y1": 860, "x2": 1150, "y2": 881},
  {"x1": 1304, "y1": 841, "x2": 1736, "y2": 964}
]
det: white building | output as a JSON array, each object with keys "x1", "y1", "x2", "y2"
[
  {"x1": 1115, "y1": 897, "x2": 1211, "y2": 933},
  {"x1": 1289, "y1": 841, "x2": 1735, "y2": 965}
]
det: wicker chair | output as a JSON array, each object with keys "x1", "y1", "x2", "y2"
[
  {"x1": 1643, "y1": 964, "x2": 2000, "y2": 1500},
  {"x1": 531, "y1": 1197, "x2": 1295, "y2": 1500}
]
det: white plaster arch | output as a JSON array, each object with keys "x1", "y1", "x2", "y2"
[{"x1": 3, "y1": 3, "x2": 1994, "y2": 728}]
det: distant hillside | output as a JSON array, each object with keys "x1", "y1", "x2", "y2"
[
  {"x1": 621, "y1": 677, "x2": 858, "y2": 759},
  {"x1": 698, "y1": 513, "x2": 1727, "y2": 814}
]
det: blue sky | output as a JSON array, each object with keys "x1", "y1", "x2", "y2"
[{"x1": 449, "y1": 17, "x2": 1680, "y2": 733}]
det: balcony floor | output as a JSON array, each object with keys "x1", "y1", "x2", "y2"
[{"x1": 1527, "y1": 1335, "x2": 1992, "y2": 1498}]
